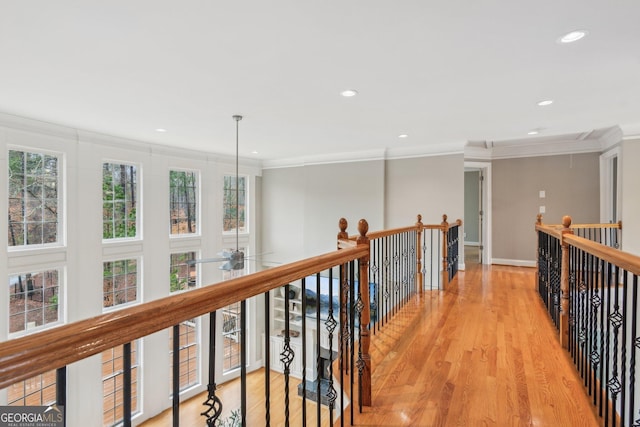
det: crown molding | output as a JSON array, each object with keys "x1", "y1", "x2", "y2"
[
  {"x1": 385, "y1": 141, "x2": 465, "y2": 160},
  {"x1": 464, "y1": 126, "x2": 623, "y2": 160},
  {"x1": 0, "y1": 112, "x2": 79, "y2": 141},
  {"x1": 0, "y1": 112, "x2": 259, "y2": 168},
  {"x1": 261, "y1": 149, "x2": 387, "y2": 169}
]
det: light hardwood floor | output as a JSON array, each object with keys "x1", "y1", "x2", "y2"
[{"x1": 142, "y1": 264, "x2": 601, "y2": 426}]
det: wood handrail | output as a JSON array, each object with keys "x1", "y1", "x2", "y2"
[
  {"x1": 345, "y1": 220, "x2": 457, "y2": 241},
  {"x1": 564, "y1": 234, "x2": 640, "y2": 277},
  {"x1": 536, "y1": 224, "x2": 564, "y2": 240},
  {"x1": 0, "y1": 245, "x2": 369, "y2": 389}
]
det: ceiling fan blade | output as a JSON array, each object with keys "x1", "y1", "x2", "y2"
[{"x1": 187, "y1": 257, "x2": 229, "y2": 265}]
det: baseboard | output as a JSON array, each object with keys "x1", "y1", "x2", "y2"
[
  {"x1": 491, "y1": 258, "x2": 536, "y2": 268},
  {"x1": 458, "y1": 262, "x2": 466, "y2": 271},
  {"x1": 464, "y1": 241, "x2": 480, "y2": 246}
]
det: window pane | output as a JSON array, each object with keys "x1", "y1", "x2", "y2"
[
  {"x1": 170, "y1": 170, "x2": 198, "y2": 235},
  {"x1": 7, "y1": 370, "x2": 57, "y2": 406},
  {"x1": 170, "y1": 252, "x2": 196, "y2": 293},
  {"x1": 103, "y1": 259, "x2": 138, "y2": 308},
  {"x1": 8, "y1": 150, "x2": 59, "y2": 247},
  {"x1": 169, "y1": 319, "x2": 199, "y2": 395},
  {"x1": 223, "y1": 175, "x2": 246, "y2": 233},
  {"x1": 102, "y1": 163, "x2": 137, "y2": 239},
  {"x1": 8, "y1": 270, "x2": 61, "y2": 334}
]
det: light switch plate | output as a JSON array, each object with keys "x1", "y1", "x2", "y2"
[
  {"x1": 539, "y1": 190, "x2": 546, "y2": 198},
  {"x1": 539, "y1": 206, "x2": 546, "y2": 214}
]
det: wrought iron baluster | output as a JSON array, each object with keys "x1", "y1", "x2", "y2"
[
  {"x1": 301, "y1": 278, "x2": 307, "y2": 426},
  {"x1": 56, "y1": 366, "x2": 66, "y2": 426},
  {"x1": 202, "y1": 311, "x2": 222, "y2": 426},
  {"x1": 349, "y1": 261, "x2": 356, "y2": 425},
  {"x1": 123, "y1": 342, "x2": 132, "y2": 427},
  {"x1": 241, "y1": 299, "x2": 247, "y2": 426},
  {"x1": 326, "y1": 268, "x2": 338, "y2": 421},
  {"x1": 339, "y1": 263, "x2": 346, "y2": 427},
  {"x1": 264, "y1": 291, "x2": 271, "y2": 427},
  {"x1": 280, "y1": 284, "x2": 295, "y2": 427},
  {"x1": 630, "y1": 275, "x2": 639, "y2": 427},
  {"x1": 172, "y1": 325, "x2": 180, "y2": 427},
  {"x1": 316, "y1": 272, "x2": 322, "y2": 423}
]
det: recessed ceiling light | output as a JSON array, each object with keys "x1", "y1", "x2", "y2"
[
  {"x1": 398, "y1": 134, "x2": 408, "y2": 138},
  {"x1": 558, "y1": 30, "x2": 587, "y2": 44},
  {"x1": 528, "y1": 130, "x2": 539, "y2": 135},
  {"x1": 340, "y1": 89, "x2": 358, "y2": 97},
  {"x1": 155, "y1": 128, "x2": 167, "y2": 132},
  {"x1": 537, "y1": 100, "x2": 554, "y2": 106},
  {"x1": 251, "y1": 150, "x2": 258, "y2": 154}
]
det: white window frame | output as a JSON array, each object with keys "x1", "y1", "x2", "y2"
[
  {"x1": 7, "y1": 146, "x2": 65, "y2": 252},
  {"x1": 101, "y1": 160, "x2": 142, "y2": 243},
  {"x1": 169, "y1": 169, "x2": 200, "y2": 238}
]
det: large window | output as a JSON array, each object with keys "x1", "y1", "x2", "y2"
[
  {"x1": 103, "y1": 163, "x2": 137, "y2": 240},
  {"x1": 169, "y1": 252, "x2": 196, "y2": 292},
  {"x1": 169, "y1": 252, "x2": 199, "y2": 392},
  {"x1": 169, "y1": 319, "x2": 199, "y2": 394},
  {"x1": 9, "y1": 270, "x2": 61, "y2": 335},
  {"x1": 221, "y1": 267, "x2": 245, "y2": 373},
  {"x1": 102, "y1": 342, "x2": 139, "y2": 426},
  {"x1": 8, "y1": 149, "x2": 60, "y2": 247},
  {"x1": 223, "y1": 175, "x2": 246, "y2": 233},
  {"x1": 103, "y1": 259, "x2": 138, "y2": 309},
  {"x1": 169, "y1": 170, "x2": 197, "y2": 235}
]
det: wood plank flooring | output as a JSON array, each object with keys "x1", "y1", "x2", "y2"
[{"x1": 141, "y1": 264, "x2": 601, "y2": 426}]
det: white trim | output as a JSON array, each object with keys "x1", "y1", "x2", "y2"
[
  {"x1": 491, "y1": 258, "x2": 536, "y2": 268},
  {"x1": 464, "y1": 161, "x2": 492, "y2": 265},
  {"x1": 261, "y1": 144, "x2": 466, "y2": 170},
  {"x1": 600, "y1": 147, "x2": 622, "y2": 223},
  {"x1": 458, "y1": 262, "x2": 465, "y2": 271},
  {"x1": 464, "y1": 241, "x2": 480, "y2": 246}
]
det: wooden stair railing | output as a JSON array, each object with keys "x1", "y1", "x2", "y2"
[{"x1": 536, "y1": 215, "x2": 640, "y2": 426}]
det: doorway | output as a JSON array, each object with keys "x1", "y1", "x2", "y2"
[{"x1": 464, "y1": 162, "x2": 491, "y2": 265}]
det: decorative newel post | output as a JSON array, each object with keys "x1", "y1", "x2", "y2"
[
  {"x1": 559, "y1": 215, "x2": 573, "y2": 349},
  {"x1": 441, "y1": 214, "x2": 449, "y2": 290},
  {"x1": 536, "y1": 213, "x2": 543, "y2": 226},
  {"x1": 416, "y1": 214, "x2": 424, "y2": 294},
  {"x1": 357, "y1": 219, "x2": 372, "y2": 406}
]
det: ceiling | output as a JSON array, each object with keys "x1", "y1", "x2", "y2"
[{"x1": 1, "y1": 1, "x2": 639, "y2": 164}]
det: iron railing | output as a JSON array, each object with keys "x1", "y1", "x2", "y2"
[{"x1": 537, "y1": 215, "x2": 638, "y2": 427}]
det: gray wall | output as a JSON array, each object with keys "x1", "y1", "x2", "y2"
[
  {"x1": 492, "y1": 153, "x2": 600, "y2": 262},
  {"x1": 464, "y1": 171, "x2": 480, "y2": 243},
  {"x1": 385, "y1": 154, "x2": 464, "y2": 228},
  {"x1": 261, "y1": 154, "x2": 465, "y2": 264}
]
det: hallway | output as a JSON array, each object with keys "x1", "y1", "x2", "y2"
[{"x1": 353, "y1": 264, "x2": 600, "y2": 426}]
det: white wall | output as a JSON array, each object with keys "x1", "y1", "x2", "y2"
[
  {"x1": 0, "y1": 114, "x2": 263, "y2": 426},
  {"x1": 621, "y1": 138, "x2": 640, "y2": 256},
  {"x1": 262, "y1": 160, "x2": 385, "y2": 262}
]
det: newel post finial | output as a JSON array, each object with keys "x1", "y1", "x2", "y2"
[
  {"x1": 536, "y1": 213, "x2": 543, "y2": 225},
  {"x1": 562, "y1": 215, "x2": 572, "y2": 229},
  {"x1": 357, "y1": 219, "x2": 369, "y2": 240}
]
